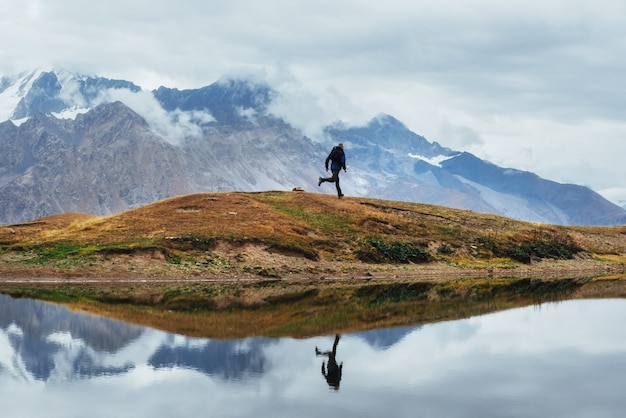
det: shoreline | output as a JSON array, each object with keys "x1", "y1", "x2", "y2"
[
  {"x1": 2, "y1": 257, "x2": 626, "y2": 339},
  {"x1": 0, "y1": 255, "x2": 624, "y2": 283}
]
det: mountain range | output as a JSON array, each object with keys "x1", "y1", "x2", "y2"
[{"x1": 1, "y1": 69, "x2": 625, "y2": 226}]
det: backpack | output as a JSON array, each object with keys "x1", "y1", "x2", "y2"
[{"x1": 329, "y1": 147, "x2": 343, "y2": 164}]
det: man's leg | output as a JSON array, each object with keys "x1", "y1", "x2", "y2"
[
  {"x1": 333, "y1": 170, "x2": 343, "y2": 198},
  {"x1": 320, "y1": 170, "x2": 338, "y2": 184},
  {"x1": 319, "y1": 172, "x2": 335, "y2": 185}
]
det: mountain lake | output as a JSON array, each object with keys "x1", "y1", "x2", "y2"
[{"x1": 1, "y1": 292, "x2": 625, "y2": 417}]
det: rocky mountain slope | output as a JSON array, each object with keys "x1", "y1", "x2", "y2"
[{"x1": 1, "y1": 69, "x2": 625, "y2": 226}]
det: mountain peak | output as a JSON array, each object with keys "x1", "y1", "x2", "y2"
[
  {"x1": 326, "y1": 113, "x2": 454, "y2": 160},
  {"x1": 153, "y1": 77, "x2": 274, "y2": 125},
  {"x1": 12, "y1": 70, "x2": 65, "y2": 119},
  {"x1": 0, "y1": 69, "x2": 142, "y2": 121}
]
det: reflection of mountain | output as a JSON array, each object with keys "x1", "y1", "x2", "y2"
[
  {"x1": 0, "y1": 295, "x2": 143, "y2": 352},
  {"x1": 0, "y1": 294, "x2": 144, "y2": 380},
  {"x1": 0, "y1": 294, "x2": 274, "y2": 382},
  {"x1": 352, "y1": 325, "x2": 420, "y2": 349},
  {"x1": 149, "y1": 336, "x2": 268, "y2": 379},
  {"x1": 1, "y1": 294, "x2": 420, "y2": 383}
]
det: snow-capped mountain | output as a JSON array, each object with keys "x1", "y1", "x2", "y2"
[
  {"x1": 1, "y1": 69, "x2": 625, "y2": 226},
  {"x1": 0, "y1": 69, "x2": 140, "y2": 122}
]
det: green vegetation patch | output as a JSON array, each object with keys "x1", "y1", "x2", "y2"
[
  {"x1": 436, "y1": 277, "x2": 589, "y2": 303},
  {"x1": 14, "y1": 238, "x2": 174, "y2": 265},
  {"x1": 161, "y1": 233, "x2": 217, "y2": 252},
  {"x1": 356, "y1": 282, "x2": 433, "y2": 305},
  {"x1": 498, "y1": 229, "x2": 583, "y2": 263},
  {"x1": 161, "y1": 284, "x2": 233, "y2": 311},
  {"x1": 267, "y1": 238, "x2": 320, "y2": 261},
  {"x1": 260, "y1": 196, "x2": 353, "y2": 233},
  {"x1": 355, "y1": 239, "x2": 431, "y2": 263},
  {"x1": 13, "y1": 242, "x2": 87, "y2": 265},
  {"x1": 466, "y1": 228, "x2": 584, "y2": 263},
  {"x1": 0, "y1": 286, "x2": 90, "y2": 303}
]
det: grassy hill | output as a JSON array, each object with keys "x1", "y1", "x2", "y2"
[
  {"x1": 1, "y1": 190, "x2": 625, "y2": 272},
  {"x1": 1, "y1": 191, "x2": 626, "y2": 337}
]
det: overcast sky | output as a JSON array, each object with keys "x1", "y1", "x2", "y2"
[{"x1": 2, "y1": 0, "x2": 626, "y2": 206}]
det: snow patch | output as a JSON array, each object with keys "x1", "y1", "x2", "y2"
[
  {"x1": 52, "y1": 107, "x2": 91, "y2": 120},
  {"x1": 408, "y1": 153, "x2": 454, "y2": 168},
  {"x1": 0, "y1": 70, "x2": 45, "y2": 122}
]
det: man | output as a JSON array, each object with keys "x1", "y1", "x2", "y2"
[{"x1": 318, "y1": 143, "x2": 346, "y2": 199}]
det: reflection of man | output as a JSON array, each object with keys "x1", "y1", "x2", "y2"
[{"x1": 315, "y1": 334, "x2": 343, "y2": 390}]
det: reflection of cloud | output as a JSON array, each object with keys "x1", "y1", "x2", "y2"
[
  {"x1": 0, "y1": 325, "x2": 34, "y2": 382},
  {"x1": 3, "y1": 299, "x2": 626, "y2": 417},
  {"x1": 46, "y1": 331, "x2": 85, "y2": 349}
]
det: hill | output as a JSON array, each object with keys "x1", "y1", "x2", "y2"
[{"x1": 1, "y1": 190, "x2": 625, "y2": 281}]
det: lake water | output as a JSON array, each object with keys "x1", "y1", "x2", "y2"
[{"x1": 1, "y1": 293, "x2": 626, "y2": 418}]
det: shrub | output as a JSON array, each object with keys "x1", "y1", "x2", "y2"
[
  {"x1": 498, "y1": 229, "x2": 582, "y2": 263},
  {"x1": 356, "y1": 239, "x2": 430, "y2": 264},
  {"x1": 437, "y1": 243, "x2": 454, "y2": 255}
]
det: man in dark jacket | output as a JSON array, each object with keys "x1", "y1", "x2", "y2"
[{"x1": 318, "y1": 143, "x2": 346, "y2": 198}]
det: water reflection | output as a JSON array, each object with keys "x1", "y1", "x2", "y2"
[
  {"x1": 315, "y1": 334, "x2": 343, "y2": 390},
  {"x1": 2, "y1": 293, "x2": 626, "y2": 417},
  {"x1": 0, "y1": 294, "x2": 272, "y2": 382}
]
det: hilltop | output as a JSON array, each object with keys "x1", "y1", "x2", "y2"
[{"x1": 1, "y1": 190, "x2": 625, "y2": 282}]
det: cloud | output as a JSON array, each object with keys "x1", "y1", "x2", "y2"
[
  {"x1": 598, "y1": 188, "x2": 626, "y2": 208},
  {"x1": 435, "y1": 119, "x2": 484, "y2": 149},
  {"x1": 267, "y1": 76, "x2": 374, "y2": 142},
  {"x1": 2, "y1": 0, "x2": 626, "y2": 203},
  {"x1": 96, "y1": 89, "x2": 215, "y2": 145}
]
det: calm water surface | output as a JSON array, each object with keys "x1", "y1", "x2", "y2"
[{"x1": 1, "y1": 293, "x2": 626, "y2": 417}]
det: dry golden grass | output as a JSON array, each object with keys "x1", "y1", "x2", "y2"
[{"x1": 1, "y1": 190, "x2": 626, "y2": 283}]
